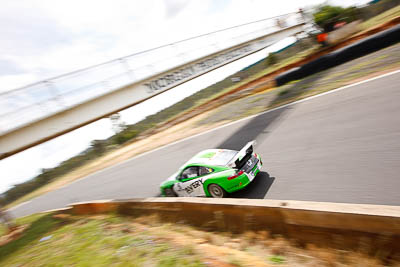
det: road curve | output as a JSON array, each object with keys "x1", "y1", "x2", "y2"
[{"x1": 10, "y1": 71, "x2": 400, "y2": 218}]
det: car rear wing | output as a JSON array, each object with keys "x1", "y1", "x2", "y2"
[{"x1": 227, "y1": 140, "x2": 256, "y2": 169}]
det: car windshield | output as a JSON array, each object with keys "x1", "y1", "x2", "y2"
[{"x1": 211, "y1": 150, "x2": 237, "y2": 166}]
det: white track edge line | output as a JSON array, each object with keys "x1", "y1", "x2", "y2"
[
  {"x1": 8, "y1": 200, "x2": 32, "y2": 211},
  {"x1": 39, "y1": 69, "x2": 400, "y2": 190}
]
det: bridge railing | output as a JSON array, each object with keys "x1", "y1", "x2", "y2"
[{"x1": 0, "y1": 12, "x2": 304, "y2": 135}]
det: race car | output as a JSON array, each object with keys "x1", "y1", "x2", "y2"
[{"x1": 160, "y1": 140, "x2": 262, "y2": 198}]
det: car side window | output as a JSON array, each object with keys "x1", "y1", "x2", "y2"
[
  {"x1": 180, "y1": 166, "x2": 199, "y2": 179},
  {"x1": 199, "y1": 167, "x2": 213, "y2": 176}
]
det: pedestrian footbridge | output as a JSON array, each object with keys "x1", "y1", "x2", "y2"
[{"x1": 0, "y1": 12, "x2": 306, "y2": 159}]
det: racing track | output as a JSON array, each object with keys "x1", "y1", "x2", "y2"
[{"x1": 10, "y1": 71, "x2": 400, "y2": 218}]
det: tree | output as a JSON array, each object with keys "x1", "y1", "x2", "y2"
[{"x1": 313, "y1": 5, "x2": 359, "y2": 32}]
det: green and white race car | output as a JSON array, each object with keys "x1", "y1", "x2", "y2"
[{"x1": 160, "y1": 141, "x2": 262, "y2": 198}]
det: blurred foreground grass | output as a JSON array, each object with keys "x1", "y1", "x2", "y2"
[{"x1": 0, "y1": 213, "x2": 390, "y2": 266}]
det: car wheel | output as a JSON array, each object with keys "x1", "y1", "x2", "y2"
[
  {"x1": 164, "y1": 187, "x2": 177, "y2": 197},
  {"x1": 208, "y1": 184, "x2": 226, "y2": 198}
]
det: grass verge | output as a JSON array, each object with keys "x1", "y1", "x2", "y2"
[{"x1": 358, "y1": 5, "x2": 400, "y2": 32}]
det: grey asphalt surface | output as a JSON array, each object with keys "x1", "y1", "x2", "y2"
[{"x1": 10, "y1": 71, "x2": 400, "y2": 218}]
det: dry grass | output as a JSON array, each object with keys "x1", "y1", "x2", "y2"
[
  {"x1": 2, "y1": 212, "x2": 395, "y2": 266},
  {"x1": 359, "y1": 6, "x2": 400, "y2": 32}
]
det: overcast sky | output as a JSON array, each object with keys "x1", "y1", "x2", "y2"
[{"x1": 0, "y1": 0, "x2": 371, "y2": 194}]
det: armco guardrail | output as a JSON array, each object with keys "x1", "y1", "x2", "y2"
[
  {"x1": 275, "y1": 24, "x2": 400, "y2": 86},
  {"x1": 65, "y1": 198, "x2": 400, "y2": 257}
]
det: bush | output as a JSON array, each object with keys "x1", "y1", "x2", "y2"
[
  {"x1": 266, "y1": 53, "x2": 277, "y2": 66},
  {"x1": 112, "y1": 130, "x2": 139, "y2": 145}
]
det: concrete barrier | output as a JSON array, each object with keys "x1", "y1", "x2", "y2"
[
  {"x1": 69, "y1": 199, "x2": 118, "y2": 215},
  {"x1": 68, "y1": 198, "x2": 400, "y2": 256}
]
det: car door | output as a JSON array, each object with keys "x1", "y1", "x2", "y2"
[{"x1": 173, "y1": 166, "x2": 207, "y2": 197}]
